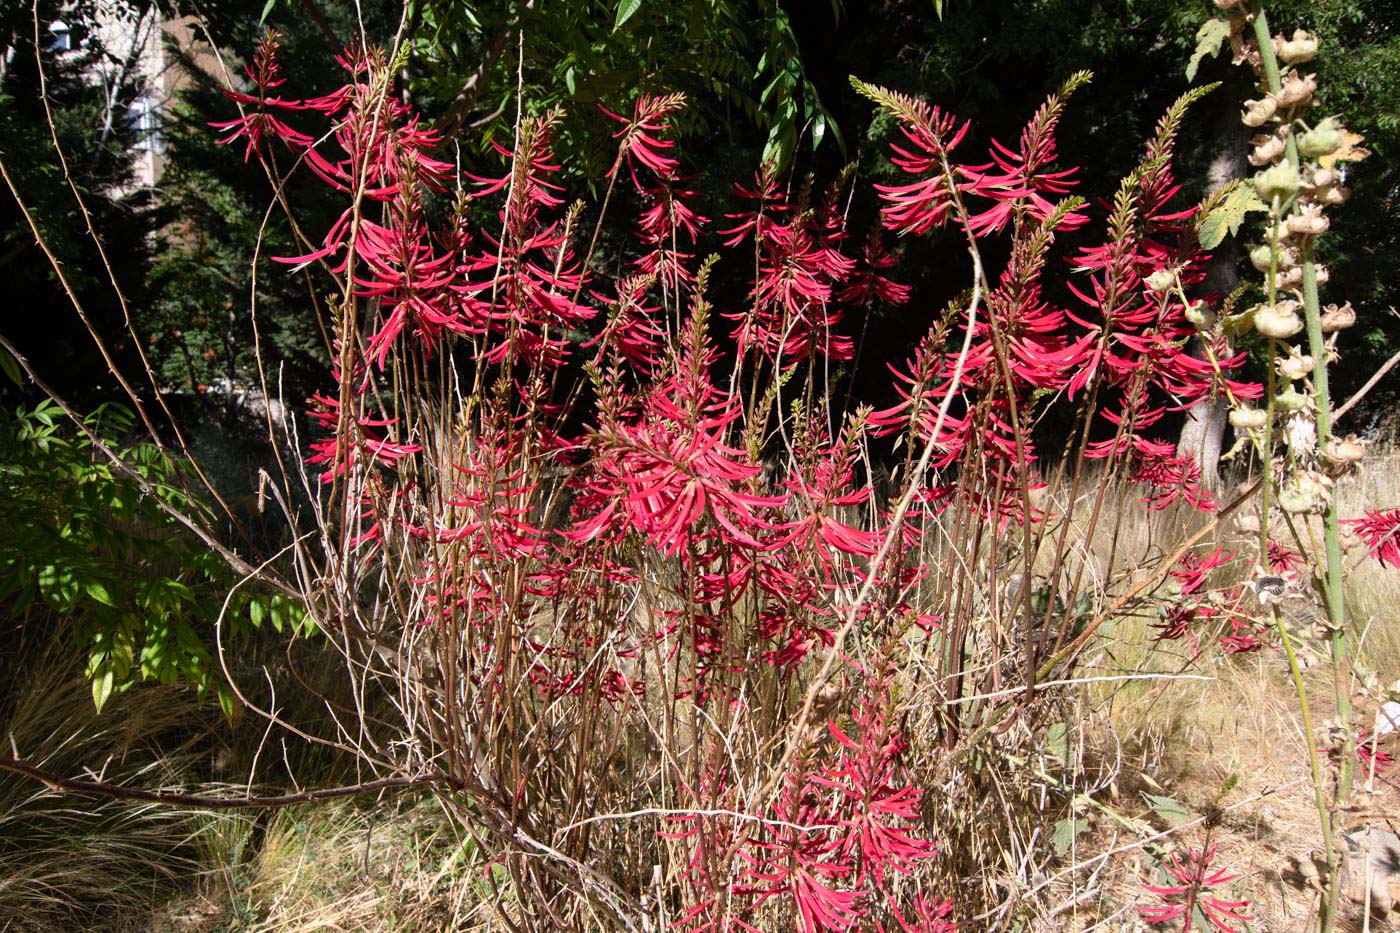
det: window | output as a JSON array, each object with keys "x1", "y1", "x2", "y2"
[
  {"x1": 48, "y1": 20, "x2": 72, "y2": 52},
  {"x1": 130, "y1": 96, "x2": 164, "y2": 154}
]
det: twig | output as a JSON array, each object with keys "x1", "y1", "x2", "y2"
[
  {"x1": 0, "y1": 756, "x2": 449, "y2": 810},
  {"x1": 1334, "y1": 347, "x2": 1400, "y2": 421}
]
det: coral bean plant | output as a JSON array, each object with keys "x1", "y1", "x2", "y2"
[{"x1": 202, "y1": 23, "x2": 1310, "y2": 930}]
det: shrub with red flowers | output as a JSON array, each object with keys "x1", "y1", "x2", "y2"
[{"x1": 210, "y1": 32, "x2": 1274, "y2": 928}]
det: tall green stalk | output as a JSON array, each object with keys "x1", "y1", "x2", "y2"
[{"x1": 1252, "y1": 7, "x2": 1353, "y2": 930}]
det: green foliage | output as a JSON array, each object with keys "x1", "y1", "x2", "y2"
[
  {"x1": 1187, "y1": 17, "x2": 1233, "y2": 81},
  {"x1": 0, "y1": 401, "x2": 307, "y2": 712},
  {"x1": 1198, "y1": 179, "x2": 1268, "y2": 250}
]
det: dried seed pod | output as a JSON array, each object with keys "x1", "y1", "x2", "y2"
[
  {"x1": 1242, "y1": 97, "x2": 1279, "y2": 127},
  {"x1": 1320, "y1": 301, "x2": 1356, "y2": 333},
  {"x1": 1316, "y1": 184, "x2": 1349, "y2": 206},
  {"x1": 1311, "y1": 167, "x2": 1340, "y2": 189},
  {"x1": 1254, "y1": 301, "x2": 1304, "y2": 339},
  {"x1": 1144, "y1": 269, "x2": 1175, "y2": 293},
  {"x1": 1184, "y1": 301, "x2": 1216, "y2": 329},
  {"x1": 1287, "y1": 203, "x2": 1330, "y2": 237},
  {"x1": 1277, "y1": 353, "x2": 1315, "y2": 381},
  {"x1": 1277, "y1": 29, "x2": 1319, "y2": 64},
  {"x1": 1323, "y1": 436, "x2": 1366, "y2": 466},
  {"x1": 1249, "y1": 131, "x2": 1288, "y2": 166},
  {"x1": 1230, "y1": 407, "x2": 1268, "y2": 430},
  {"x1": 1275, "y1": 71, "x2": 1318, "y2": 108},
  {"x1": 1249, "y1": 244, "x2": 1274, "y2": 272},
  {"x1": 1272, "y1": 266, "x2": 1304, "y2": 291}
]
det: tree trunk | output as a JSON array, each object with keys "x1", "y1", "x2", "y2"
[{"x1": 1178, "y1": 87, "x2": 1247, "y2": 490}]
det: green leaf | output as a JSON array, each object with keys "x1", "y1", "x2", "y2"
[
  {"x1": 92, "y1": 667, "x2": 115, "y2": 712},
  {"x1": 0, "y1": 346, "x2": 21, "y2": 387},
  {"x1": 614, "y1": 0, "x2": 642, "y2": 31},
  {"x1": 1186, "y1": 18, "x2": 1232, "y2": 81},
  {"x1": 218, "y1": 684, "x2": 236, "y2": 723},
  {"x1": 1141, "y1": 792, "x2": 1190, "y2": 825},
  {"x1": 1044, "y1": 721, "x2": 1072, "y2": 765},
  {"x1": 1052, "y1": 816, "x2": 1083, "y2": 856},
  {"x1": 1199, "y1": 181, "x2": 1267, "y2": 250},
  {"x1": 85, "y1": 579, "x2": 115, "y2": 608},
  {"x1": 258, "y1": 0, "x2": 277, "y2": 27}
]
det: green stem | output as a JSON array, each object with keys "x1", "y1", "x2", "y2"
[{"x1": 1252, "y1": 7, "x2": 1353, "y2": 930}]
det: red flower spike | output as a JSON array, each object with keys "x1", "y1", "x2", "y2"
[
  {"x1": 1344, "y1": 508, "x2": 1400, "y2": 569},
  {"x1": 1141, "y1": 841, "x2": 1252, "y2": 933}
]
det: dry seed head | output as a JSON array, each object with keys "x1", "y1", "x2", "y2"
[
  {"x1": 1278, "y1": 473, "x2": 1330, "y2": 514},
  {"x1": 1184, "y1": 301, "x2": 1216, "y2": 329},
  {"x1": 1311, "y1": 167, "x2": 1340, "y2": 189},
  {"x1": 1249, "y1": 244, "x2": 1273, "y2": 272},
  {"x1": 1285, "y1": 409, "x2": 1317, "y2": 454}
]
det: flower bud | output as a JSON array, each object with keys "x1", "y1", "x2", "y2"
[
  {"x1": 1249, "y1": 132, "x2": 1288, "y2": 166},
  {"x1": 1281, "y1": 471, "x2": 1331, "y2": 514},
  {"x1": 1275, "y1": 388, "x2": 1309, "y2": 411},
  {"x1": 1298, "y1": 117, "x2": 1344, "y2": 158},
  {"x1": 1286, "y1": 203, "x2": 1330, "y2": 237},
  {"x1": 1242, "y1": 97, "x2": 1278, "y2": 127},
  {"x1": 1277, "y1": 29, "x2": 1319, "y2": 65},
  {"x1": 1230, "y1": 407, "x2": 1268, "y2": 430},
  {"x1": 1254, "y1": 162, "x2": 1301, "y2": 202},
  {"x1": 1254, "y1": 302, "x2": 1304, "y2": 339},
  {"x1": 1183, "y1": 301, "x2": 1216, "y2": 329},
  {"x1": 1144, "y1": 269, "x2": 1175, "y2": 293},
  {"x1": 1320, "y1": 302, "x2": 1355, "y2": 333},
  {"x1": 1277, "y1": 353, "x2": 1315, "y2": 381},
  {"x1": 1249, "y1": 244, "x2": 1274, "y2": 273}
]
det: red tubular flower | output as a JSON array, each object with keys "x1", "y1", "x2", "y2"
[
  {"x1": 600, "y1": 91, "x2": 687, "y2": 183},
  {"x1": 872, "y1": 103, "x2": 971, "y2": 235},
  {"x1": 1266, "y1": 540, "x2": 1306, "y2": 573},
  {"x1": 1344, "y1": 508, "x2": 1400, "y2": 569},
  {"x1": 1141, "y1": 841, "x2": 1251, "y2": 933},
  {"x1": 1170, "y1": 547, "x2": 1235, "y2": 597}
]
